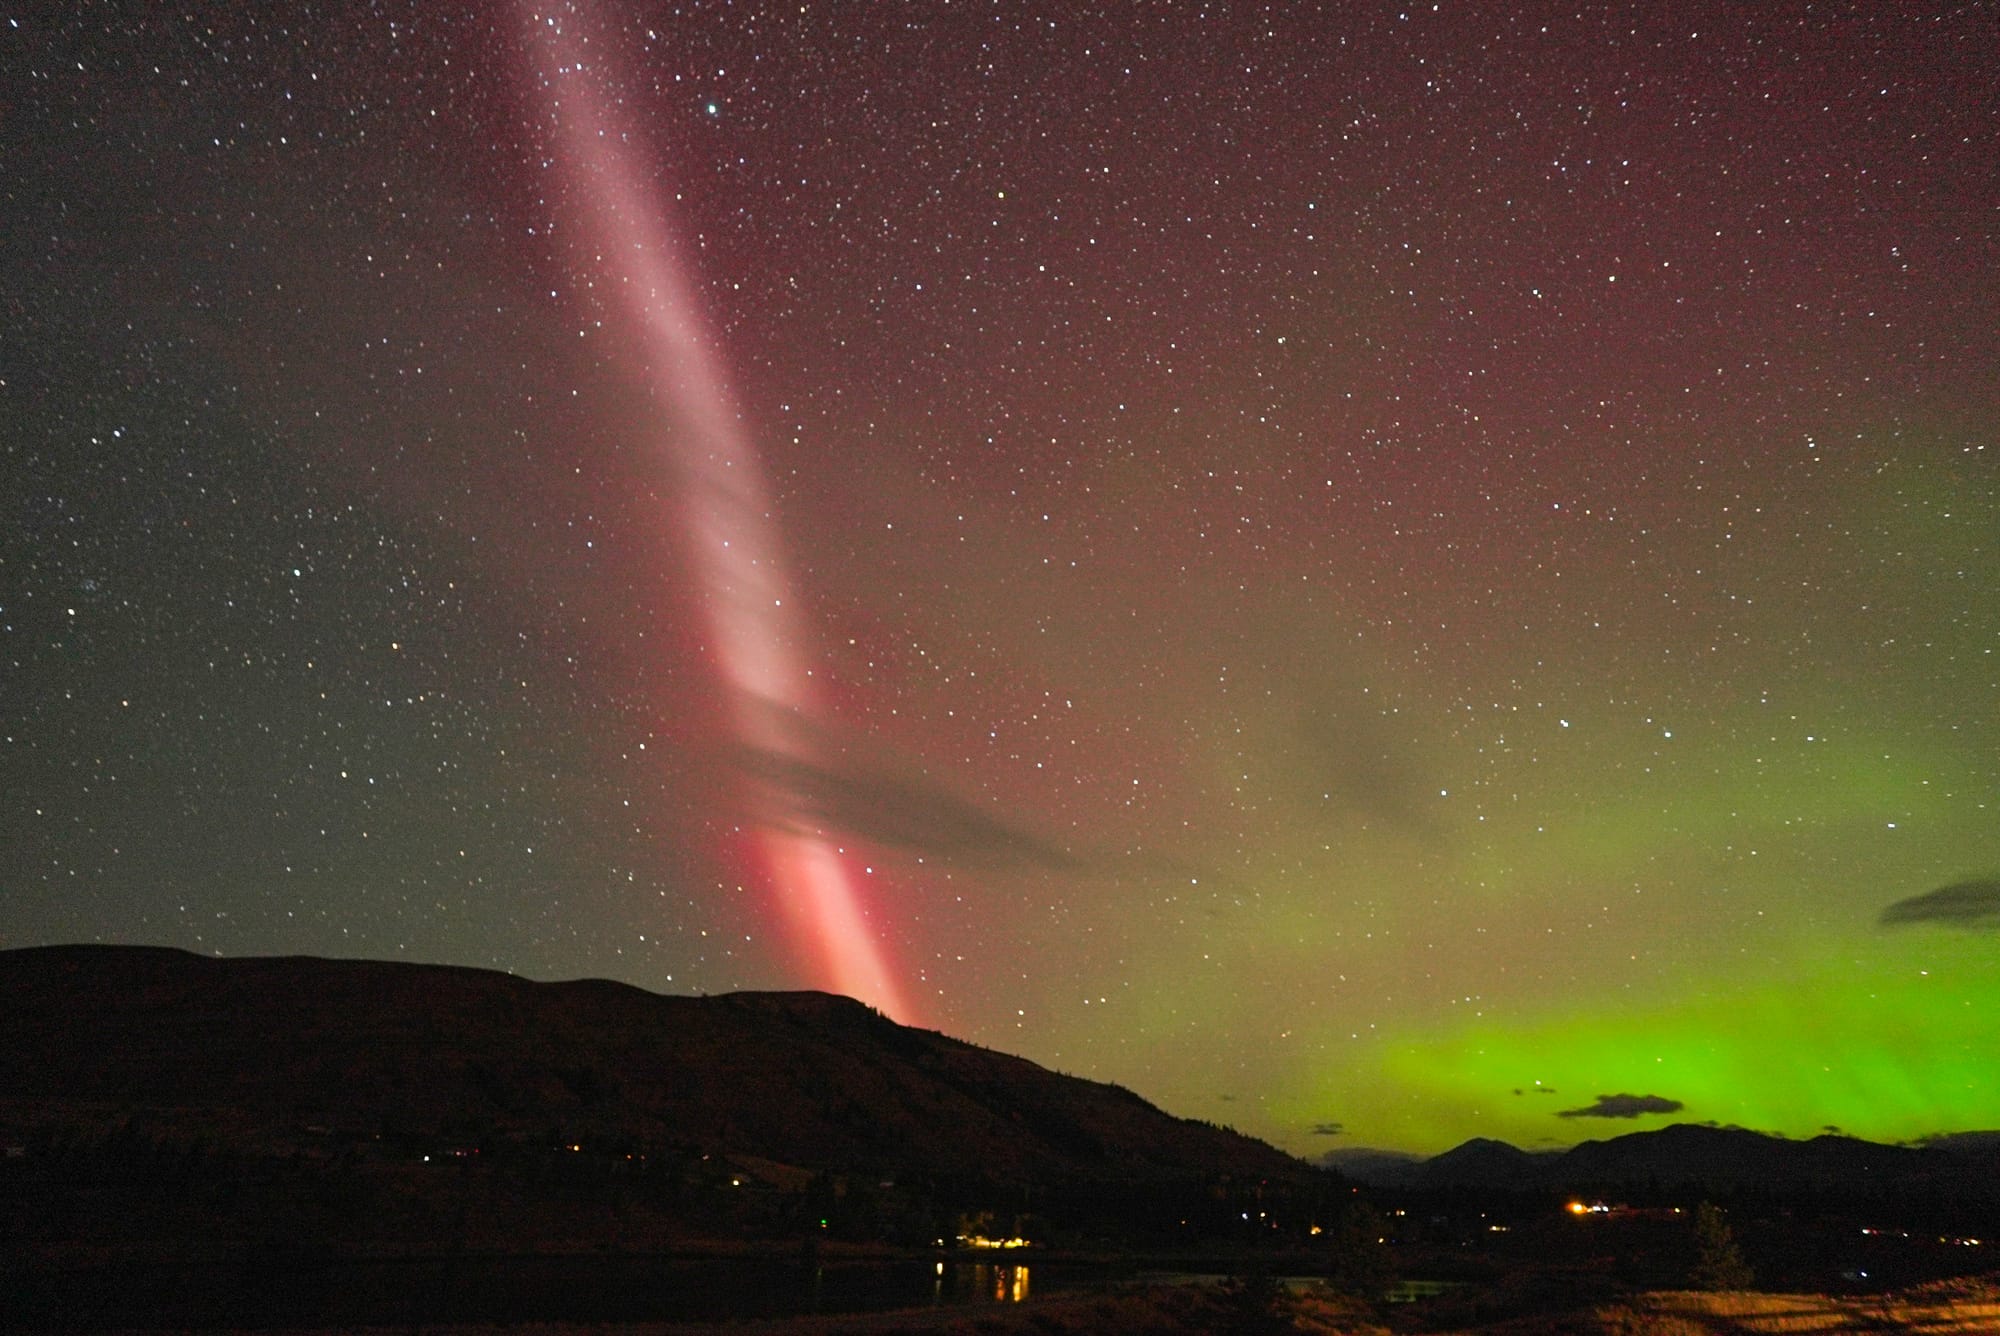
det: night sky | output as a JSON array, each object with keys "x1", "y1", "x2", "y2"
[{"x1": 6, "y1": 2, "x2": 1996, "y2": 1157}]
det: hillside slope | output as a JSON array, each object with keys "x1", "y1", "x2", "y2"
[{"x1": 0, "y1": 944, "x2": 1307, "y2": 1194}]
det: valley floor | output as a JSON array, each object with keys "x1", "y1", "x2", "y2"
[
  {"x1": 82, "y1": 1273, "x2": 2000, "y2": 1336},
  {"x1": 1587, "y1": 1279, "x2": 2000, "y2": 1335}
]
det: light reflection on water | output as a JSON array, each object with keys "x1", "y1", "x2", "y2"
[
  {"x1": 931, "y1": 1261, "x2": 1030, "y2": 1304},
  {"x1": 804, "y1": 1260, "x2": 1033, "y2": 1313},
  {"x1": 46, "y1": 1255, "x2": 1049, "y2": 1329}
]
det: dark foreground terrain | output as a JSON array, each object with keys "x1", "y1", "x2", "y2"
[
  {"x1": 0, "y1": 944, "x2": 1331, "y2": 1249},
  {"x1": 5, "y1": 945, "x2": 1997, "y2": 1333},
  {"x1": 2, "y1": 945, "x2": 1336, "y2": 1328},
  {"x1": 21, "y1": 1272, "x2": 2000, "y2": 1335}
]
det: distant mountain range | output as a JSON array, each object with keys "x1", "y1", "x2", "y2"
[
  {"x1": 10, "y1": 943, "x2": 1992, "y2": 1235},
  {"x1": 1326, "y1": 1122, "x2": 2000, "y2": 1203},
  {"x1": 0, "y1": 945, "x2": 1310, "y2": 1199}
]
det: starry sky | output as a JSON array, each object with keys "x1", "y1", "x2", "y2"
[{"x1": 5, "y1": 2, "x2": 1996, "y2": 1158}]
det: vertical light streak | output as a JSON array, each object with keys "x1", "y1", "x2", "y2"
[{"x1": 526, "y1": 6, "x2": 913, "y2": 1019}]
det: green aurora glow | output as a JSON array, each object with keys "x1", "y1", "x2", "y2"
[
  {"x1": 1347, "y1": 932, "x2": 1997, "y2": 1151},
  {"x1": 7, "y1": 4, "x2": 1995, "y2": 1162}
]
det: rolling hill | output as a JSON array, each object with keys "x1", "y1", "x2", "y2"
[{"x1": 0, "y1": 944, "x2": 1311, "y2": 1198}]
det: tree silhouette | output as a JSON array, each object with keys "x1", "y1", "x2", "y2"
[
  {"x1": 1689, "y1": 1201, "x2": 1754, "y2": 1291},
  {"x1": 1214, "y1": 1269, "x2": 1299, "y2": 1335},
  {"x1": 1325, "y1": 1197, "x2": 1396, "y2": 1300}
]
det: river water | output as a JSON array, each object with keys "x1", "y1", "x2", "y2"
[
  {"x1": 31, "y1": 1255, "x2": 1060, "y2": 1329},
  {"x1": 33, "y1": 1253, "x2": 1463, "y2": 1328}
]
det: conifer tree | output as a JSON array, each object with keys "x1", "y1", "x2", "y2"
[{"x1": 1690, "y1": 1201, "x2": 1754, "y2": 1291}]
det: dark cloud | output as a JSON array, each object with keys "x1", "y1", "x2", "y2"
[
  {"x1": 1308, "y1": 1121, "x2": 1345, "y2": 1137},
  {"x1": 1236, "y1": 637, "x2": 1446, "y2": 844},
  {"x1": 1556, "y1": 1093, "x2": 1685, "y2": 1120},
  {"x1": 1283, "y1": 695, "x2": 1441, "y2": 842},
  {"x1": 735, "y1": 744, "x2": 1079, "y2": 871},
  {"x1": 1512, "y1": 1086, "x2": 1560, "y2": 1096},
  {"x1": 1879, "y1": 879, "x2": 2000, "y2": 929}
]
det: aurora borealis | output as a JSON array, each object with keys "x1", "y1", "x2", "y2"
[{"x1": 4, "y1": 3, "x2": 1995, "y2": 1157}]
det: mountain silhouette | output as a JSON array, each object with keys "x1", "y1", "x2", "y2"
[
  {"x1": 0, "y1": 944, "x2": 1310, "y2": 1195},
  {"x1": 1336, "y1": 1121, "x2": 1999, "y2": 1204}
]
